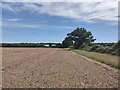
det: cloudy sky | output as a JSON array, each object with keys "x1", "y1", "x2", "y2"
[{"x1": 1, "y1": 0, "x2": 119, "y2": 43}]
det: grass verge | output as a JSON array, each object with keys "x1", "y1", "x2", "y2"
[{"x1": 72, "y1": 49, "x2": 120, "y2": 69}]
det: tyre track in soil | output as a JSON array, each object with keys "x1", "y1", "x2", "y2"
[{"x1": 2, "y1": 48, "x2": 118, "y2": 88}]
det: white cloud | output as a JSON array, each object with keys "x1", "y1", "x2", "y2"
[
  {"x1": 4, "y1": 23, "x2": 38, "y2": 28},
  {"x1": 1, "y1": 2, "x2": 15, "y2": 12},
  {"x1": 1, "y1": 0, "x2": 119, "y2": 24},
  {"x1": 7, "y1": 18, "x2": 22, "y2": 21},
  {"x1": 2, "y1": 21, "x2": 75, "y2": 29},
  {"x1": 1, "y1": 0, "x2": 106, "y2": 2}
]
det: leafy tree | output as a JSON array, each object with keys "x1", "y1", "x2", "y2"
[
  {"x1": 62, "y1": 37, "x2": 73, "y2": 48},
  {"x1": 63, "y1": 28, "x2": 96, "y2": 49}
]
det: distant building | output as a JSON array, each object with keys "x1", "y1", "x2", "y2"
[
  {"x1": 44, "y1": 44, "x2": 49, "y2": 47},
  {"x1": 51, "y1": 44, "x2": 56, "y2": 47},
  {"x1": 44, "y1": 43, "x2": 56, "y2": 47}
]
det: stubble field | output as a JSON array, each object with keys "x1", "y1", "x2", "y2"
[{"x1": 2, "y1": 48, "x2": 118, "y2": 88}]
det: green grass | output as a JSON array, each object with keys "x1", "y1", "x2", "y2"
[{"x1": 72, "y1": 50, "x2": 120, "y2": 69}]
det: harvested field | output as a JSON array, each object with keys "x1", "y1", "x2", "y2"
[{"x1": 2, "y1": 48, "x2": 118, "y2": 88}]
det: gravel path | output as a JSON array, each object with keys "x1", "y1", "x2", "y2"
[{"x1": 2, "y1": 48, "x2": 118, "y2": 88}]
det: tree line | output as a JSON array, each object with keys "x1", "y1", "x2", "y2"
[
  {"x1": 2, "y1": 43, "x2": 62, "y2": 48},
  {"x1": 1, "y1": 27, "x2": 119, "y2": 56}
]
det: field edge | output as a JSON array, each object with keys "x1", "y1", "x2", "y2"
[{"x1": 70, "y1": 49, "x2": 120, "y2": 69}]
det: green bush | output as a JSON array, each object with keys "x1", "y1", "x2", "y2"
[
  {"x1": 82, "y1": 45, "x2": 91, "y2": 51},
  {"x1": 89, "y1": 45, "x2": 98, "y2": 51},
  {"x1": 95, "y1": 47, "x2": 102, "y2": 52},
  {"x1": 77, "y1": 41, "x2": 120, "y2": 56},
  {"x1": 68, "y1": 45, "x2": 74, "y2": 49}
]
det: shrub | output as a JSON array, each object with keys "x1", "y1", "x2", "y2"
[
  {"x1": 68, "y1": 45, "x2": 74, "y2": 49},
  {"x1": 79, "y1": 41, "x2": 120, "y2": 56},
  {"x1": 82, "y1": 45, "x2": 91, "y2": 51},
  {"x1": 89, "y1": 45, "x2": 98, "y2": 51}
]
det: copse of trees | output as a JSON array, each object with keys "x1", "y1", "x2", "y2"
[
  {"x1": 62, "y1": 28, "x2": 96, "y2": 49},
  {"x1": 62, "y1": 27, "x2": 120, "y2": 56}
]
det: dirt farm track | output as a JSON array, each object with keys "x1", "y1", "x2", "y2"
[{"x1": 2, "y1": 48, "x2": 118, "y2": 88}]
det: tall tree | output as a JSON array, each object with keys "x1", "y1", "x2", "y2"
[{"x1": 63, "y1": 28, "x2": 96, "y2": 49}]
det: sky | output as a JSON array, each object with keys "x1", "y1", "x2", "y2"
[{"x1": 1, "y1": 0, "x2": 119, "y2": 43}]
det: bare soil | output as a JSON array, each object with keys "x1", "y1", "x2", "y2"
[{"x1": 2, "y1": 48, "x2": 118, "y2": 88}]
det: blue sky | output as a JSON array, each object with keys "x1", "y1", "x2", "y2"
[{"x1": 1, "y1": 1, "x2": 118, "y2": 43}]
